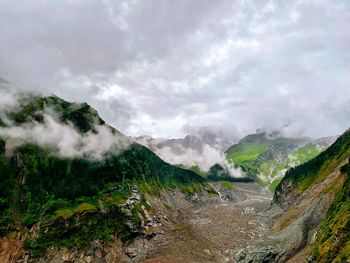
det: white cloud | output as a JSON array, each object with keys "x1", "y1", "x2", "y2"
[
  {"x1": 0, "y1": 112, "x2": 131, "y2": 160},
  {"x1": 0, "y1": 0, "x2": 349, "y2": 139}
]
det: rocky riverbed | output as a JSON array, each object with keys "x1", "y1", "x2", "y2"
[
  {"x1": 7, "y1": 182, "x2": 274, "y2": 263},
  {"x1": 126, "y1": 183, "x2": 273, "y2": 263}
]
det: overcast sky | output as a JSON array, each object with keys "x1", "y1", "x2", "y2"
[{"x1": 0, "y1": 0, "x2": 349, "y2": 139}]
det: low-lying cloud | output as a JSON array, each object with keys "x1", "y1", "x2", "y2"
[
  {"x1": 0, "y1": 87, "x2": 131, "y2": 160},
  {"x1": 0, "y1": 114, "x2": 130, "y2": 160},
  {"x1": 155, "y1": 144, "x2": 242, "y2": 177},
  {"x1": 136, "y1": 134, "x2": 243, "y2": 177}
]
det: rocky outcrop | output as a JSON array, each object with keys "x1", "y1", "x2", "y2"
[
  {"x1": 236, "y1": 153, "x2": 349, "y2": 263},
  {"x1": 31, "y1": 240, "x2": 125, "y2": 263},
  {"x1": 236, "y1": 194, "x2": 332, "y2": 262},
  {"x1": 272, "y1": 177, "x2": 303, "y2": 209},
  {"x1": 236, "y1": 246, "x2": 281, "y2": 263}
]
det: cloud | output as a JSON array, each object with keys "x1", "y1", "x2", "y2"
[
  {"x1": 0, "y1": 0, "x2": 349, "y2": 139},
  {"x1": 0, "y1": 87, "x2": 131, "y2": 159},
  {"x1": 153, "y1": 144, "x2": 242, "y2": 177},
  {"x1": 0, "y1": 113, "x2": 131, "y2": 160},
  {"x1": 135, "y1": 131, "x2": 242, "y2": 177},
  {"x1": 0, "y1": 85, "x2": 21, "y2": 111}
]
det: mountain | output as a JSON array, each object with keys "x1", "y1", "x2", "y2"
[
  {"x1": 236, "y1": 129, "x2": 350, "y2": 262},
  {"x1": 0, "y1": 95, "x2": 204, "y2": 259},
  {"x1": 134, "y1": 129, "x2": 234, "y2": 175},
  {"x1": 225, "y1": 130, "x2": 336, "y2": 191},
  {"x1": 1, "y1": 92, "x2": 348, "y2": 263}
]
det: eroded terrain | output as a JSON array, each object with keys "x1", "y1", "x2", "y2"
[{"x1": 128, "y1": 183, "x2": 272, "y2": 263}]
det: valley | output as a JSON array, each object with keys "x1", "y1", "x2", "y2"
[
  {"x1": 2, "y1": 1, "x2": 350, "y2": 262},
  {"x1": 10, "y1": 182, "x2": 272, "y2": 263},
  {"x1": 0, "y1": 94, "x2": 349, "y2": 263},
  {"x1": 132, "y1": 183, "x2": 272, "y2": 263}
]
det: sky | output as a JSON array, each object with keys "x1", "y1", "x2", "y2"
[{"x1": 0, "y1": 0, "x2": 349, "y2": 139}]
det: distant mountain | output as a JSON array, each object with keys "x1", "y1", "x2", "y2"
[
  {"x1": 225, "y1": 130, "x2": 336, "y2": 191},
  {"x1": 134, "y1": 129, "x2": 234, "y2": 174}
]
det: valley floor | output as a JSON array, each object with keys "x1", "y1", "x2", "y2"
[{"x1": 127, "y1": 183, "x2": 272, "y2": 263}]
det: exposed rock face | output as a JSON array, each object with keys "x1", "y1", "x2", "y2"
[
  {"x1": 236, "y1": 194, "x2": 332, "y2": 262},
  {"x1": 1, "y1": 181, "x2": 275, "y2": 263},
  {"x1": 236, "y1": 157, "x2": 347, "y2": 262},
  {"x1": 273, "y1": 177, "x2": 299, "y2": 208},
  {"x1": 125, "y1": 247, "x2": 138, "y2": 259},
  {"x1": 236, "y1": 246, "x2": 281, "y2": 263},
  {"x1": 121, "y1": 185, "x2": 162, "y2": 237},
  {"x1": 30, "y1": 240, "x2": 125, "y2": 263}
]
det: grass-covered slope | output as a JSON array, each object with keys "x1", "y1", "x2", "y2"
[
  {"x1": 267, "y1": 144, "x2": 324, "y2": 192},
  {"x1": 225, "y1": 132, "x2": 309, "y2": 187},
  {"x1": 0, "y1": 96, "x2": 204, "y2": 257},
  {"x1": 225, "y1": 132, "x2": 334, "y2": 191},
  {"x1": 311, "y1": 160, "x2": 350, "y2": 262},
  {"x1": 275, "y1": 129, "x2": 350, "y2": 262},
  {"x1": 281, "y1": 130, "x2": 350, "y2": 191}
]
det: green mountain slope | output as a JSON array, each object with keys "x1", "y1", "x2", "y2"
[
  {"x1": 237, "y1": 130, "x2": 350, "y2": 262},
  {"x1": 225, "y1": 132, "x2": 333, "y2": 191},
  {"x1": 281, "y1": 130, "x2": 350, "y2": 191},
  {"x1": 275, "y1": 129, "x2": 350, "y2": 262},
  {"x1": 225, "y1": 132, "x2": 308, "y2": 186},
  {"x1": 311, "y1": 161, "x2": 350, "y2": 262},
  {"x1": 0, "y1": 95, "x2": 204, "y2": 257}
]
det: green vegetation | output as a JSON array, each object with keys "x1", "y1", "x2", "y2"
[
  {"x1": 225, "y1": 132, "x2": 330, "y2": 190},
  {"x1": 270, "y1": 163, "x2": 286, "y2": 178},
  {"x1": 276, "y1": 130, "x2": 350, "y2": 262},
  {"x1": 221, "y1": 181, "x2": 235, "y2": 191},
  {"x1": 0, "y1": 96, "x2": 205, "y2": 257},
  {"x1": 0, "y1": 142, "x2": 204, "y2": 257},
  {"x1": 189, "y1": 166, "x2": 207, "y2": 178},
  {"x1": 288, "y1": 144, "x2": 321, "y2": 165},
  {"x1": 310, "y1": 159, "x2": 350, "y2": 262},
  {"x1": 163, "y1": 203, "x2": 173, "y2": 211},
  {"x1": 10, "y1": 96, "x2": 105, "y2": 133},
  {"x1": 225, "y1": 134, "x2": 305, "y2": 181},
  {"x1": 175, "y1": 165, "x2": 207, "y2": 178},
  {"x1": 226, "y1": 139, "x2": 268, "y2": 165},
  {"x1": 268, "y1": 176, "x2": 284, "y2": 192},
  {"x1": 282, "y1": 130, "x2": 350, "y2": 191}
]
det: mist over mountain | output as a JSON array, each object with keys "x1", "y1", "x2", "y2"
[
  {"x1": 0, "y1": 90, "x2": 206, "y2": 262},
  {"x1": 0, "y1": 88, "x2": 132, "y2": 160},
  {"x1": 0, "y1": 86, "x2": 349, "y2": 263},
  {"x1": 134, "y1": 129, "x2": 242, "y2": 176},
  {"x1": 1, "y1": 1, "x2": 350, "y2": 262}
]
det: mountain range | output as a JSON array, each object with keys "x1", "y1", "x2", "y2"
[
  {"x1": 0, "y1": 93, "x2": 348, "y2": 263},
  {"x1": 134, "y1": 130, "x2": 233, "y2": 175},
  {"x1": 136, "y1": 129, "x2": 336, "y2": 192}
]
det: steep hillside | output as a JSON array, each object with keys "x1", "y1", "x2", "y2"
[
  {"x1": 225, "y1": 131, "x2": 334, "y2": 190},
  {"x1": 237, "y1": 129, "x2": 350, "y2": 262},
  {"x1": 0, "y1": 95, "x2": 204, "y2": 260},
  {"x1": 310, "y1": 160, "x2": 350, "y2": 262},
  {"x1": 274, "y1": 129, "x2": 350, "y2": 262}
]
